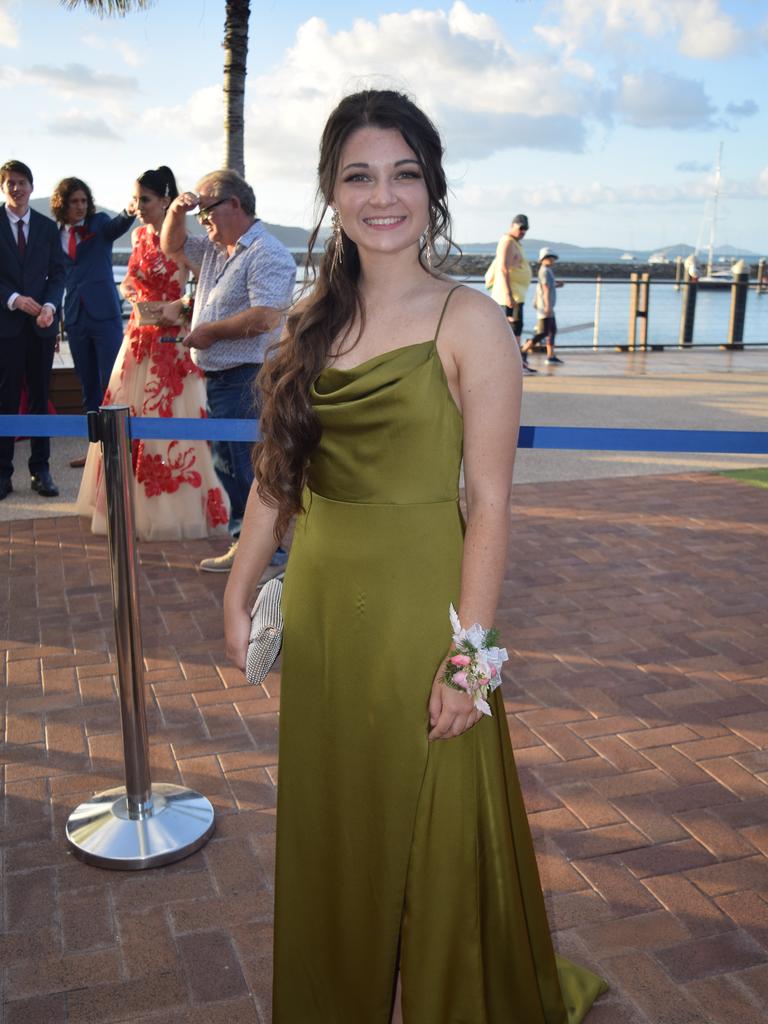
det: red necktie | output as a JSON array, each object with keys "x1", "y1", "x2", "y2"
[
  {"x1": 16, "y1": 220, "x2": 26, "y2": 259},
  {"x1": 68, "y1": 226, "x2": 78, "y2": 260}
]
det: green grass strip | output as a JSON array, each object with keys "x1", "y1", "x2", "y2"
[{"x1": 719, "y1": 467, "x2": 768, "y2": 489}]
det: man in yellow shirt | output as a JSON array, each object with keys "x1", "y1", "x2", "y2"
[{"x1": 490, "y1": 213, "x2": 535, "y2": 374}]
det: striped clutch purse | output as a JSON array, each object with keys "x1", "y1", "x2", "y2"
[{"x1": 245, "y1": 578, "x2": 283, "y2": 685}]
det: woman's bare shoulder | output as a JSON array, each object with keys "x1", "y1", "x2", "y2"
[
  {"x1": 438, "y1": 284, "x2": 513, "y2": 360},
  {"x1": 445, "y1": 283, "x2": 509, "y2": 329}
]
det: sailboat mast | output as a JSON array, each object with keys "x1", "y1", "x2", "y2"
[{"x1": 707, "y1": 142, "x2": 723, "y2": 277}]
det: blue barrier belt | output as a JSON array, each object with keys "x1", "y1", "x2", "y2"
[{"x1": 1, "y1": 415, "x2": 767, "y2": 453}]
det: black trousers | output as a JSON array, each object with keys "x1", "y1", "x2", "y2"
[
  {"x1": 530, "y1": 315, "x2": 557, "y2": 348},
  {"x1": 503, "y1": 302, "x2": 524, "y2": 339},
  {"x1": 0, "y1": 325, "x2": 55, "y2": 479}
]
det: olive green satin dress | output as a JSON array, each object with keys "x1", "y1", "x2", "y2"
[{"x1": 274, "y1": 291, "x2": 607, "y2": 1023}]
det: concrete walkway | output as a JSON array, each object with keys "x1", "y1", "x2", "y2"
[
  {"x1": 1, "y1": 349, "x2": 768, "y2": 1023},
  {"x1": 2, "y1": 348, "x2": 767, "y2": 523}
]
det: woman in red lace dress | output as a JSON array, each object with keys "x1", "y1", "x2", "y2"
[{"x1": 77, "y1": 166, "x2": 229, "y2": 540}]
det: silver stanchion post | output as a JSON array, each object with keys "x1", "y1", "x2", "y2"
[{"x1": 66, "y1": 406, "x2": 215, "y2": 869}]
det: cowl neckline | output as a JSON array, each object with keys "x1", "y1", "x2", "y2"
[
  {"x1": 320, "y1": 339, "x2": 434, "y2": 377},
  {"x1": 313, "y1": 340, "x2": 436, "y2": 399}
]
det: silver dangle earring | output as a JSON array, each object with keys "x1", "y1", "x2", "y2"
[
  {"x1": 421, "y1": 229, "x2": 433, "y2": 268},
  {"x1": 331, "y1": 210, "x2": 344, "y2": 268}
]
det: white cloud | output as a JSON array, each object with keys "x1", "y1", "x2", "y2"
[
  {"x1": 142, "y1": 3, "x2": 605, "y2": 185},
  {"x1": 46, "y1": 111, "x2": 121, "y2": 141},
  {"x1": 616, "y1": 70, "x2": 716, "y2": 130},
  {"x1": 246, "y1": 5, "x2": 604, "y2": 175},
  {"x1": 82, "y1": 33, "x2": 143, "y2": 68},
  {"x1": 115, "y1": 41, "x2": 141, "y2": 68},
  {"x1": 142, "y1": 84, "x2": 224, "y2": 176},
  {"x1": 676, "y1": 1, "x2": 745, "y2": 59},
  {"x1": 0, "y1": 65, "x2": 20, "y2": 87},
  {"x1": 25, "y1": 62, "x2": 138, "y2": 95},
  {"x1": 458, "y1": 171, "x2": 768, "y2": 212},
  {"x1": 0, "y1": 1, "x2": 19, "y2": 48},
  {"x1": 536, "y1": 0, "x2": 746, "y2": 60},
  {"x1": 725, "y1": 99, "x2": 758, "y2": 119}
]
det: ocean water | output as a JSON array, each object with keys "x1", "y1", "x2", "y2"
[
  {"x1": 112, "y1": 266, "x2": 767, "y2": 350},
  {"x1": 465, "y1": 278, "x2": 768, "y2": 349}
]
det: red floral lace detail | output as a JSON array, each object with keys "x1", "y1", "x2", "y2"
[
  {"x1": 134, "y1": 440, "x2": 202, "y2": 497},
  {"x1": 206, "y1": 488, "x2": 229, "y2": 528},
  {"x1": 125, "y1": 227, "x2": 185, "y2": 370},
  {"x1": 127, "y1": 228, "x2": 181, "y2": 303},
  {"x1": 142, "y1": 344, "x2": 204, "y2": 417},
  {"x1": 128, "y1": 323, "x2": 154, "y2": 365}
]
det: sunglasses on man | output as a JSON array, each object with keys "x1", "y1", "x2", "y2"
[{"x1": 196, "y1": 198, "x2": 229, "y2": 223}]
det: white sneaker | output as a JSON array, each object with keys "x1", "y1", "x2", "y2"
[{"x1": 199, "y1": 541, "x2": 239, "y2": 573}]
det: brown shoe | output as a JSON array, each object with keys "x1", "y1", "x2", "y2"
[{"x1": 69, "y1": 456, "x2": 87, "y2": 468}]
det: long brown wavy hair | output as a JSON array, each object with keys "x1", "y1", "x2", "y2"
[
  {"x1": 255, "y1": 89, "x2": 456, "y2": 539},
  {"x1": 50, "y1": 177, "x2": 96, "y2": 225}
]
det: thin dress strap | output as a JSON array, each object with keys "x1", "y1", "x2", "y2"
[{"x1": 434, "y1": 285, "x2": 464, "y2": 343}]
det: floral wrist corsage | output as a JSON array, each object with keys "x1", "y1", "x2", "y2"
[
  {"x1": 179, "y1": 295, "x2": 194, "y2": 325},
  {"x1": 442, "y1": 604, "x2": 508, "y2": 717}
]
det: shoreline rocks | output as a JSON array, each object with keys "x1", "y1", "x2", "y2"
[{"x1": 112, "y1": 250, "x2": 759, "y2": 282}]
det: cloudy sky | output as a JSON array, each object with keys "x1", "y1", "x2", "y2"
[{"x1": 2, "y1": 0, "x2": 767, "y2": 250}]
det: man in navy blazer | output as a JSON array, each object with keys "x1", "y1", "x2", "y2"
[
  {"x1": 0, "y1": 160, "x2": 66, "y2": 500},
  {"x1": 51, "y1": 178, "x2": 135, "y2": 427}
]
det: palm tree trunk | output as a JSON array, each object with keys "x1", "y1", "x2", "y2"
[{"x1": 223, "y1": 0, "x2": 251, "y2": 177}]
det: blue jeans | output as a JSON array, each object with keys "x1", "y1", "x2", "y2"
[{"x1": 205, "y1": 363, "x2": 261, "y2": 539}]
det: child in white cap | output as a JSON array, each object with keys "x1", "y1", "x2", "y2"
[{"x1": 522, "y1": 246, "x2": 564, "y2": 365}]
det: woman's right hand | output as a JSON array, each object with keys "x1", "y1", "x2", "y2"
[{"x1": 225, "y1": 603, "x2": 251, "y2": 672}]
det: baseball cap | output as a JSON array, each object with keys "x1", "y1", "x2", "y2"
[
  {"x1": 511, "y1": 214, "x2": 529, "y2": 229},
  {"x1": 538, "y1": 246, "x2": 558, "y2": 260}
]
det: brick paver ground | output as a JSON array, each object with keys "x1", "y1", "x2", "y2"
[{"x1": 2, "y1": 470, "x2": 768, "y2": 1023}]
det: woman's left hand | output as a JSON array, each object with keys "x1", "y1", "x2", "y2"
[
  {"x1": 225, "y1": 602, "x2": 252, "y2": 672},
  {"x1": 428, "y1": 660, "x2": 483, "y2": 741}
]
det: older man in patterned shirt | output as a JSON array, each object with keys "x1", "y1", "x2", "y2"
[{"x1": 162, "y1": 170, "x2": 296, "y2": 574}]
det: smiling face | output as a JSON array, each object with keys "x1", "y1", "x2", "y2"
[
  {"x1": 332, "y1": 126, "x2": 429, "y2": 261},
  {"x1": 196, "y1": 191, "x2": 238, "y2": 248},
  {"x1": 65, "y1": 189, "x2": 88, "y2": 226},
  {"x1": 1, "y1": 172, "x2": 33, "y2": 216},
  {"x1": 132, "y1": 181, "x2": 168, "y2": 230}
]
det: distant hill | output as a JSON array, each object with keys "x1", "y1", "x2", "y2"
[
  {"x1": 459, "y1": 238, "x2": 623, "y2": 257},
  {"x1": 22, "y1": 199, "x2": 762, "y2": 260},
  {"x1": 462, "y1": 237, "x2": 760, "y2": 260}
]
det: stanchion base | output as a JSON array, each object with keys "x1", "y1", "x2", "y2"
[{"x1": 65, "y1": 783, "x2": 215, "y2": 870}]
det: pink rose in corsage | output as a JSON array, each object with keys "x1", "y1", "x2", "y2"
[{"x1": 442, "y1": 604, "x2": 508, "y2": 717}]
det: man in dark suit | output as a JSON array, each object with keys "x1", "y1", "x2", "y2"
[
  {"x1": 0, "y1": 159, "x2": 66, "y2": 499},
  {"x1": 51, "y1": 177, "x2": 135, "y2": 442}
]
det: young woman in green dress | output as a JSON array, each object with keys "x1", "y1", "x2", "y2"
[{"x1": 224, "y1": 89, "x2": 607, "y2": 1023}]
